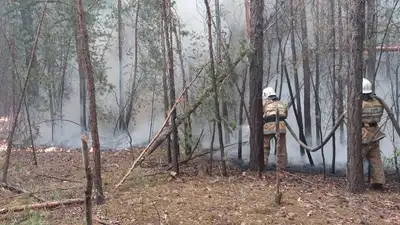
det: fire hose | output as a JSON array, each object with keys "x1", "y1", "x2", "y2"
[
  {"x1": 283, "y1": 96, "x2": 400, "y2": 152},
  {"x1": 284, "y1": 113, "x2": 345, "y2": 152}
]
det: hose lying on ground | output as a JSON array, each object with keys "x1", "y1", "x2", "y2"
[{"x1": 283, "y1": 113, "x2": 345, "y2": 152}]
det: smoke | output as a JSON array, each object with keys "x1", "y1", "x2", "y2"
[{"x1": 17, "y1": 0, "x2": 399, "y2": 174}]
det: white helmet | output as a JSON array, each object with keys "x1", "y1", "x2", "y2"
[
  {"x1": 362, "y1": 78, "x2": 372, "y2": 94},
  {"x1": 263, "y1": 87, "x2": 276, "y2": 99}
]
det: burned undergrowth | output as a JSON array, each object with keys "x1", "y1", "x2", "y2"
[{"x1": 0, "y1": 147, "x2": 399, "y2": 225}]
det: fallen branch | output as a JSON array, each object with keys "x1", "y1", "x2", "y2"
[
  {"x1": 165, "y1": 141, "x2": 249, "y2": 170},
  {"x1": 0, "y1": 182, "x2": 45, "y2": 202},
  {"x1": 281, "y1": 170, "x2": 313, "y2": 185},
  {"x1": 3, "y1": 186, "x2": 83, "y2": 200},
  {"x1": 113, "y1": 61, "x2": 204, "y2": 190},
  {"x1": 114, "y1": 50, "x2": 248, "y2": 190},
  {"x1": 0, "y1": 198, "x2": 84, "y2": 214},
  {"x1": 35, "y1": 173, "x2": 82, "y2": 183}
]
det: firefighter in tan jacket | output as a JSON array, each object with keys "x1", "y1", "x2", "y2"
[
  {"x1": 361, "y1": 78, "x2": 385, "y2": 191},
  {"x1": 262, "y1": 87, "x2": 288, "y2": 169}
]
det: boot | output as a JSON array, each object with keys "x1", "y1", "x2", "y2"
[{"x1": 370, "y1": 183, "x2": 384, "y2": 191}]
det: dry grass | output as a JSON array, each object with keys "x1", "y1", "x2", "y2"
[{"x1": 0, "y1": 148, "x2": 400, "y2": 225}]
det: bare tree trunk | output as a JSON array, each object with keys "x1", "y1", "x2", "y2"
[
  {"x1": 125, "y1": 2, "x2": 140, "y2": 127},
  {"x1": 76, "y1": 0, "x2": 105, "y2": 204},
  {"x1": 347, "y1": 0, "x2": 365, "y2": 194},
  {"x1": 162, "y1": 0, "x2": 180, "y2": 174},
  {"x1": 314, "y1": 0, "x2": 321, "y2": 145},
  {"x1": 366, "y1": 0, "x2": 377, "y2": 88},
  {"x1": 76, "y1": 31, "x2": 87, "y2": 133},
  {"x1": 289, "y1": 0, "x2": 305, "y2": 156},
  {"x1": 60, "y1": 37, "x2": 72, "y2": 130},
  {"x1": 24, "y1": 98, "x2": 36, "y2": 166},
  {"x1": 81, "y1": 134, "x2": 93, "y2": 225},
  {"x1": 298, "y1": 0, "x2": 312, "y2": 144},
  {"x1": 395, "y1": 56, "x2": 400, "y2": 174},
  {"x1": 117, "y1": 0, "x2": 126, "y2": 131},
  {"x1": 330, "y1": 0, "x2": 337, "y2": 173},
  {"x1": 20, "y1": 1, "x2": 39, "y2": 102},
  {"x1": 215, "y1": 0, "x2": 231, "y2": 144},
  {"x1": 248, "y1": 0, "x2": 264, "y2": 171},
  {"x1": 1, "y1": 3, "x2": 47, "y2": 183},
  {"x1": 337, "y1": 0, "x2": 345, "y2": 144},
  {"x1": 237, "y1": 66, "x2": 248, "y2": 160},
  {"x1": 204, "y1": 0, "x2": 227, "y2": 176},
  {"x1": 172, "y1": 18, "x2": 192, "y2": 156},
  {"x1": 160, "y1": 12, "x2": 171, "y2": 163}
]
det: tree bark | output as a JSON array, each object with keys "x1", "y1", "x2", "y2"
[
  {"x1": 81, "y1": 134, "x2": 93, "y2": 225},
  {"x1": 248, "y1": 0, "x2": 264, "y2": 171},
  {"x1": 162, "y1": 0, "x2": 180, "y2": 174},
  {"x1": 329, "y1": 0, "x2": 337, "y2": 174},
  {"x1": 160, "y1": 9, "x2": 171, "y2": 163},
  {"x1": 125, "y1": 1, "x2": 140, "y2": 128},
  {"x1": 76, "y1": 0, "x2": 105, "y2": 204},
  {"x1": 365, "y1": 0, "x2": 377, "y2": 89},
  {"x1": 347, "y1": 0, "x2": 365, "y2": 193},
  {"x1": 298, "y1": 0, "x2": 312, "y2": 144},
  {"x1": 172, "y1": 17, "x2": 192, "y2": 156},
  {"x1": 289, "y1": 0, "x2": 306, "y2": 156},
  {"x1": 337, "y1": 0, "x2": 345, "y2": 144},
  {"x1": 76, "y1": 31, "x2": 87, "y2": 133},
  {"x1": 117, "y1": 0, "x2": 125, "y2": 131}
]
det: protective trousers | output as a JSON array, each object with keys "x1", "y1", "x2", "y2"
[
  {"x1": 263, "y1": 134, "x2": 288, "y2": 169},
  {"x1": 362, "y1": 141, "x2": 385, "y2": 184}
]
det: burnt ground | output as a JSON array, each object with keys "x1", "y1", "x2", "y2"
[{"x1": 0, "y1": 147, "x2": 400, "y2": 225}]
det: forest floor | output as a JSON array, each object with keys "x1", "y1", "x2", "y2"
[{"x1": 0, "y1": 146, "x2": 400, "y2": 225}]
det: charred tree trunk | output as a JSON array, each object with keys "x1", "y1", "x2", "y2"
[
  {"x1": 76, "y1": 0, "x2": 105, "y2": 204},
  {"x1": 162, "y1": 0, "x2": 180, "y2": 174},
  {"x1": 248, "y1": 0, "x2": 264, "y2": 171},
  {"x1": 298, "y1": 0, "x2": 312, "y2": 144},
  {"x1": 347, "y1": 0, "x2": 365, "y2": 194},
  {"x1": 204, "y1": 0, "x2": 227, "y2": 176}
]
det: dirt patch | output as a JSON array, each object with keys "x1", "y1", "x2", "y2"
[{"x1": 1, "y1": 148, "x2": 400, "y2": 225}]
